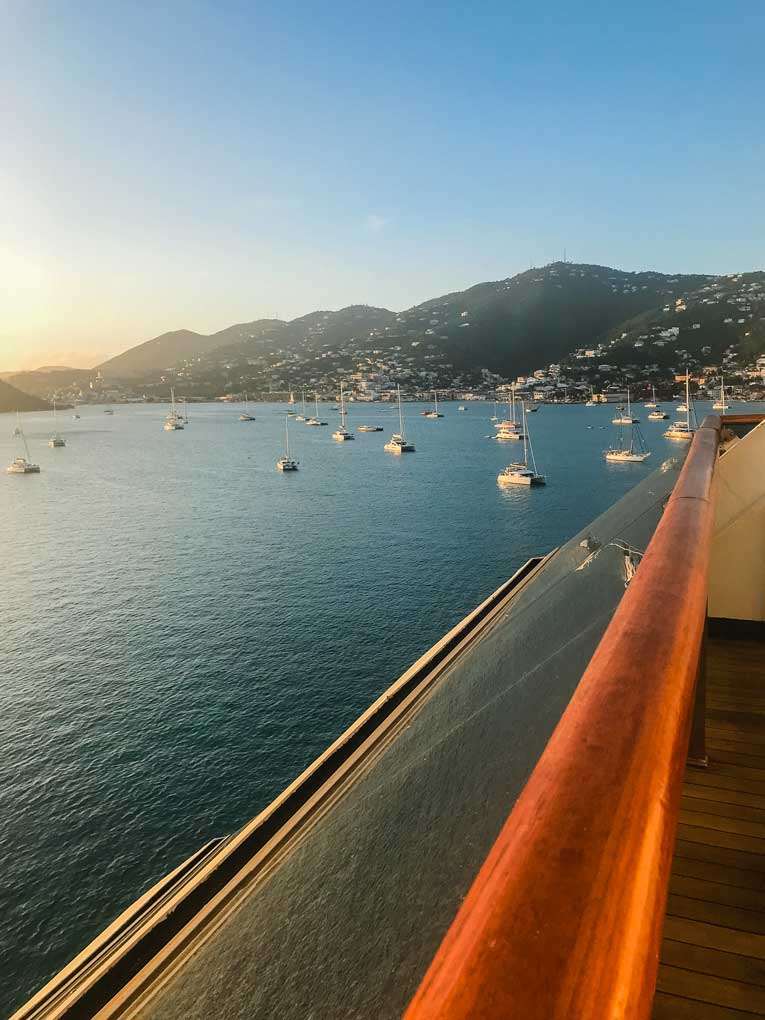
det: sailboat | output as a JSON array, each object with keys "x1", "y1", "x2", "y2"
[
  {"x1": 305, "y1": 393, "x2": 328, "y2": 426},
  {"x1": 712, "y1": 376, "x2": 730, "y2": 411},
  {"x1": 49, "y1": 398, "x2": 66, "y2": 447},
  {"x1": 585, "y1": 387, "x2": 596, "y2": 407},
  {"x1": 164, "y1": 387, "x2": 184, "y2": 430},
  {"x1": 495, "y1": 384, "x2": 522, "y2": 432},
  {"x1": 332, "y1": 383, "x2": 355, "y2": 440},
  {"x1": 13, "y1": 411, "x2": 22, "y2": 437},
  {"x1": 384, "y1": 385, "x2": 415, "y2": 453},
  {"x1": 7, "y1": 419, "x2": 40, "y2": 474},
  {"x1": 490, "y1": 395, "x2": 499, "y2": 423},
  {"x1": 276, "y1": 416, "x2": 299, "y2": 471},
  {"x1": 604, "y1": 419, "x2": 651, "y2": 463},
  {"x1": 422, "y1": 390, "x2": 444, "y2": 418},
  {"x1": 182, "y1": 400, "x2": 190, "y2": 425},
  {"x1": 665, "y1": 373, "x2": 696, "y2": 440},
  {"x1": 295, "y1": 387, "x2": 307, "y2": 422},
  {"x1": 644, "y1": 386, "x2": 658, "y2": 409},
  {"x1": 239, "y1": 392, "x2": 256, "y2": 421},
  {"x1": 497, "y1": 404, "x2": 545, "y2": 486},
  {"x1": 612, "y1": 388, "x2": 639, "y2": 425}
]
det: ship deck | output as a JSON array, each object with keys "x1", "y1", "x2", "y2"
[{"x1": 655, "y1": 637, "x2": 765, "y2": 1019}]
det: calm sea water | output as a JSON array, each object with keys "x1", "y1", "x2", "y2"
[{"x1": 0, "y1": 397, "x2": 756, "y2": 1014}]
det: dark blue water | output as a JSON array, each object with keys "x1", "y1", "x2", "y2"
[{"x1": 0, "y1": 398, "x2": 752, "y2": 1014}]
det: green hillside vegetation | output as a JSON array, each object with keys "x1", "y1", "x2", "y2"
[
  {"x1": 98, "y1": 320, "x2": 284, "y2": 379},
  {"x1": 396, "y1": 263, "x2": 712, "y2": 376}
]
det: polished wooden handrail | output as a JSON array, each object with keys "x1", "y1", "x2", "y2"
[{"x1": 405, "y1": 418, "x2": 721, "y2": 1020}]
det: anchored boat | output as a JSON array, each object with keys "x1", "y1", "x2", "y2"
[
  {"x1": 497, "y1": 404, "x2": 545, "y2": 486},
  {"x1": 385, "y1": 385, "x2": 415, "y2": 453}
]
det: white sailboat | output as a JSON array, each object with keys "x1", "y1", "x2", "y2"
[
  {"x1": 385, "y1": 385, "x2": 415, "y2": 453},
  {"x1": 644, "y1": 385, "x2": 658, "y2": 409},
  {"x1": 164, "y1": 387, "x2": 184, "y2": 430},
  {"x1": 295, "y1": 387, "x2": 307, "y2": 421},
  {"x1": 604, "y1": 419, "x2": 651, "y2": 463},
  {"x1": 7, "y1": 419, "x2": 40, "y2": 474},
  {"x1": 239, "y1": 392, "x2": 256, "y2": 421},
  {"x1": 422, "y1": 389, "x2": 444, "y2": 418},
  {"x1": 305, "y1": 393, "x2": 328, "y2": 426},
  {"x1": 712, "y1": 376, "x2": 730, "y2": 411},
  {"x1": 49, "y1": 398, "x2": 66, "y2": 447},
  {"x1": 332, "y1": 383, "x2": 355, "y2": 440},
  {"x1": 497, "y1": 404, "x2": 545, "y2": 486},
  {"x1": 495, "y1": 384, "x2": 522, "y2": 431},
  {"x1": 585, "y1": 387, "x2": 596, "y2": 407},
  {"x1": 276, "y1": 415, "x2": 299, "y2": 471},
  {"x1": 665, "y1": 373, "x2": 696, "y2": 440},
  {"x1": 612, "y1": 388, "x2": 639, "y2": 425}
]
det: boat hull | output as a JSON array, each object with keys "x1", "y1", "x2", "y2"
[{"x1": 497, "y1": 473, "x2": 545, "y2": 486}]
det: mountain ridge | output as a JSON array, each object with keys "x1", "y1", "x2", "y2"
[{"x1": 97, "y1": 265, "x2": 714, "y2": 382}]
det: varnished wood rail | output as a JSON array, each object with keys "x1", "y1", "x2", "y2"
[{"x1": 405, "y1": 416, "x2": 722, "y2": 1020}]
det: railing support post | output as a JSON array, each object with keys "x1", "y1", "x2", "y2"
[{"x1": 688, "y1": 613, "x2": 708, "y2": 768}]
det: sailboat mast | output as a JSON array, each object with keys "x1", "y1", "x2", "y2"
[
  {"x1": 315, "y1": 392, "x2": 319, "y2": 416},
  {"x1": 340, "y1": 383, "x2": 345, "y2": 426},
  {"x1": 398, "y1": 385, "x2": 404, "y2": 435},
  {"x1": 626, "y1": 387, "x2": 631, "y2": 418},
  {"x1": 511, "y1": 384, "x2": 516, "y2": 422},
  {"x1": 685, "y1": 372, "x2": 690, "y2": 428},
  {"x1": 522, "y1": 403, "x2": 528, "y2": 466},
  {"x1": 285, "y1": 416, "x2": 290, "y2": 458}
]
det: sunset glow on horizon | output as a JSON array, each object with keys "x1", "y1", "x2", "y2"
[{"x1": 1, "y1": 1, "x2": 763, "y2": 372}]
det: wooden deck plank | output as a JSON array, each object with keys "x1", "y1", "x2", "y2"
[
  {"x1": 681, "y1": 795, "x2": 765, "y2": 822},
  {"x1": 654, "y1": 989, "x2": 764, "y2": 1018},
  {"x1": 671, "y1": 857, "x2": 765, "y2": 893},
  {"x1": 669, "y1": 875, "x2": 765, "y2": 912},
  {"x1": 679, "y1": 810, "x2": 765, "y2": 841},
  {"x1": 666, "y1": 894, "x2": 765, "y2": 936},
  {"x1": 660, "y1": 940, "x2": 765, "y2": 987},
  {"x1": 657, "y1": 964, "x2": 765, "y2": 1012},
  {"x1": 673, "y1": 839, "x2": 765, "y2": 874},
  {"x1": 683, "y1": 784, "x2": 765, "y2": 809},
  {"x1": 655, "y1": 637, "x2": 765, "y2": 1018}
]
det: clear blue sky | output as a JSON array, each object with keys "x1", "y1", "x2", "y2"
[{"x1": 1, "y1": 0, "x2": 763, "y2": 368}]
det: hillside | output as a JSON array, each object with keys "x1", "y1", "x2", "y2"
[
  {"x1": 16, "y1": 263, "x2": 765, "y2": 403},
  {"x1": 397, "y1": 263, "x2": 712, "y2": 376},
  {"x1": 98, "y1": 320, "x2": 284, "y2": 379},
  {"x1": 105, "y1": 266, "x2": 714, "y2": 391},
  {"x1": 5, "y1": 367, "x2": 92, "y2": 400},
  {"x1": 0, "y1": 379, "x2": 51, "y2": 413}
]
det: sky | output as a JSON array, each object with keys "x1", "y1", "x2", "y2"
[{"x1": 1, "y1": 1, "x2": 763, "y2": 370}]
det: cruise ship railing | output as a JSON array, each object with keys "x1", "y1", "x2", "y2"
[{"x1": 405, "y1": 414, "x2": 722, "y2": 1020}]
